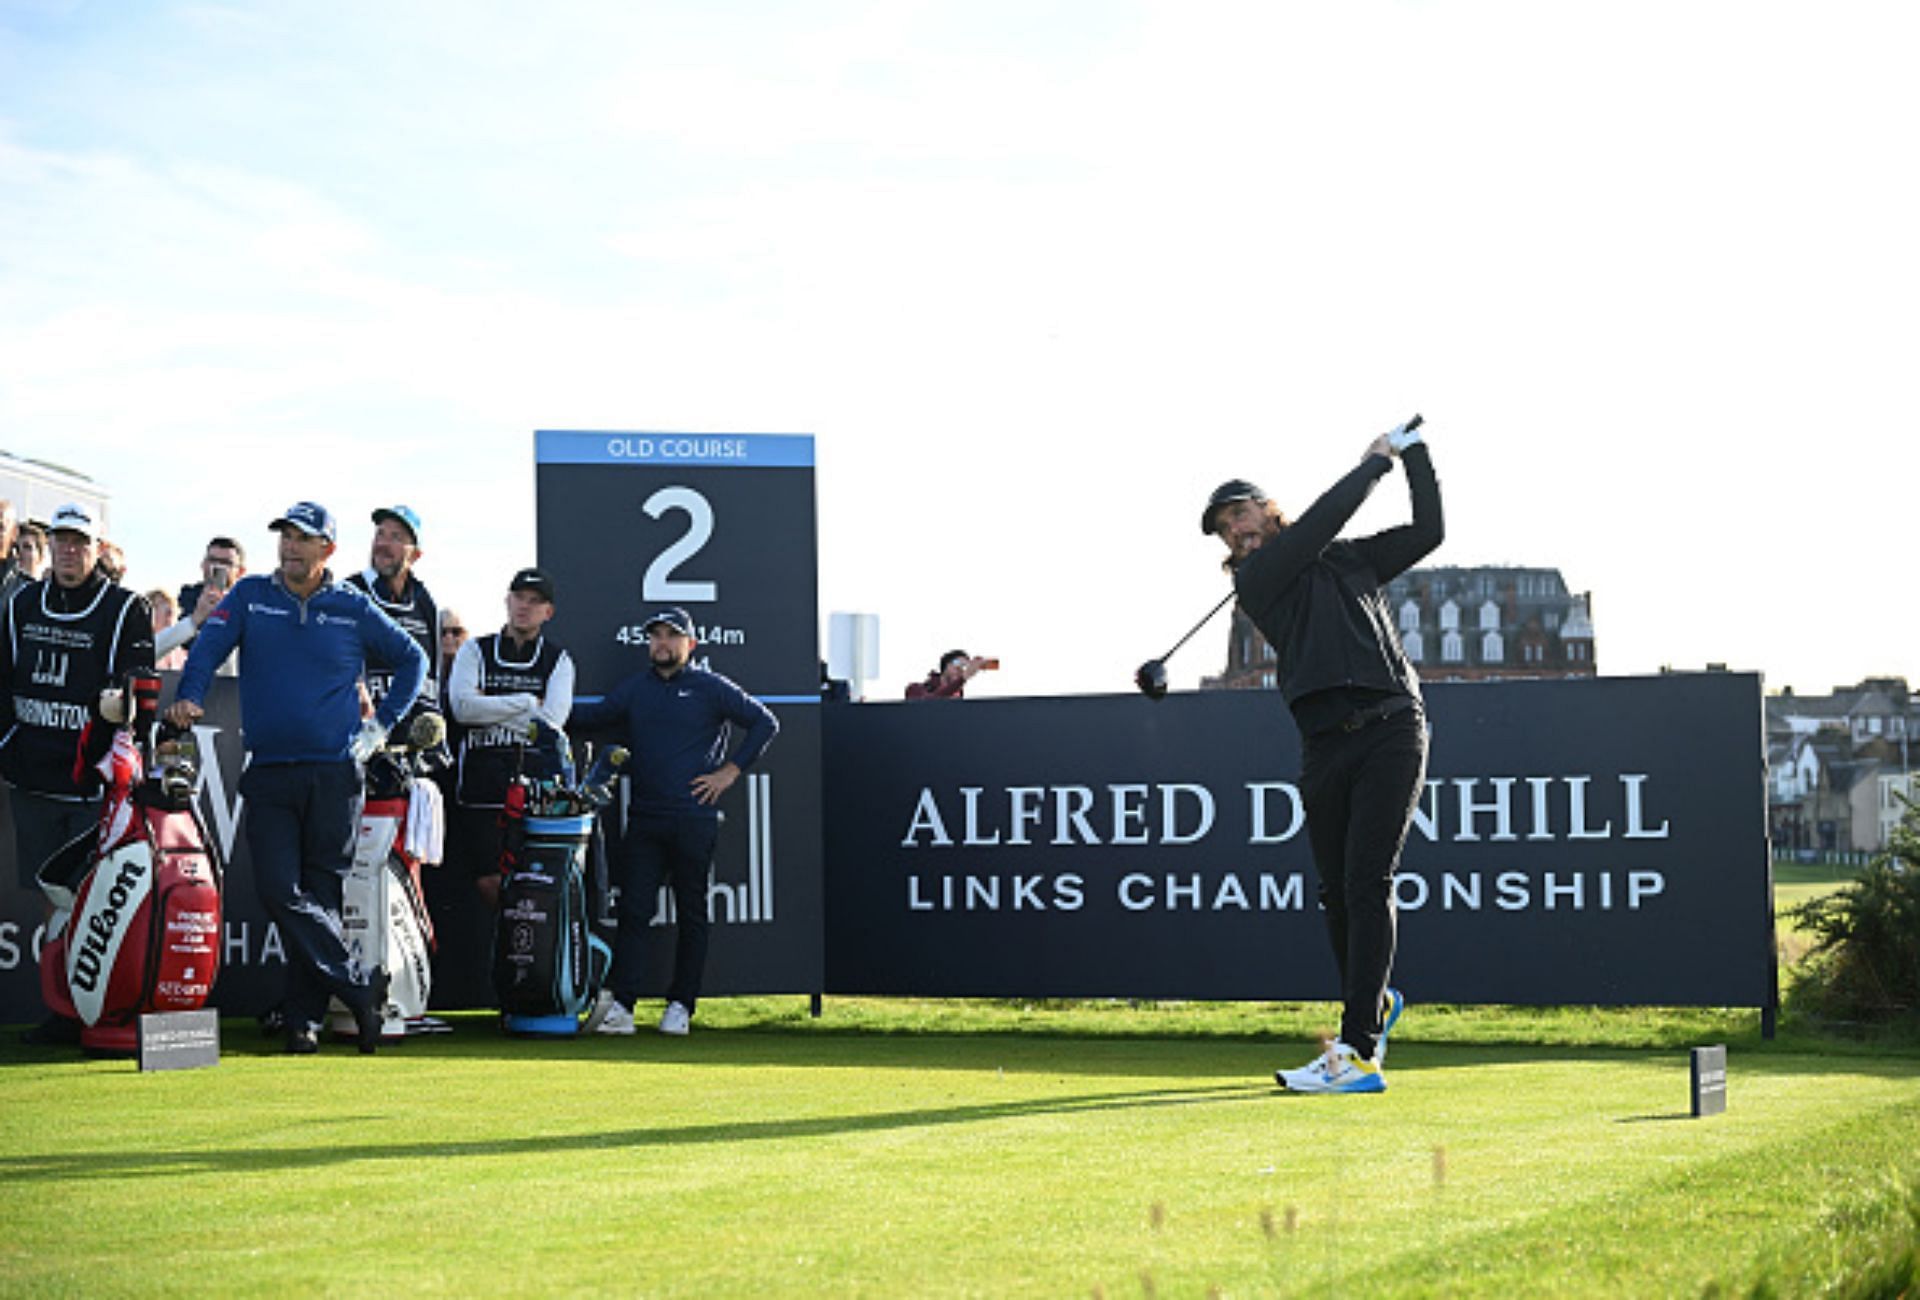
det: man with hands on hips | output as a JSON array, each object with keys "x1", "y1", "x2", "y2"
[
  {"x1": 573, "y1": 606, "x2": 777, "y2": 1038},
  {"x1": 165, "y1": 501, "x2": 427, "y2": 1055}
]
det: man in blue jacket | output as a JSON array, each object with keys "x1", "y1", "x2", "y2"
[
  {"x1": 166, "y1": 501, "x2": 428, "y2": 1054},
  {"x1": 574, "y1": 607, "x2": 777, "y2": 1037}
]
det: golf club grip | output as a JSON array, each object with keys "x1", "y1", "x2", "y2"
[{"x1": 1405, "y1": 413, "x2": 1423, "y2": 432}]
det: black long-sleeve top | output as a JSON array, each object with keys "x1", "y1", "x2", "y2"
[{"x1": 1231, "y1": 443, "x2": 1443, "y2": 734}]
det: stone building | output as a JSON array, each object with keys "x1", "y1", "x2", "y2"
[{"x1": 1203, "y1": 564, "x2": 1595, "y2": 691}]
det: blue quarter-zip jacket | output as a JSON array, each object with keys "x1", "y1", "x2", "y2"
[
  {"x1": 175, "y1": 570, "x2": 428, "y2": 765},
  {"x1": 570, "y1": 663, "x2": 778, "y2": 818}
]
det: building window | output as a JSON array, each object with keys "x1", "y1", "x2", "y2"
[
  {"x1": 1482, "y1": 631, "x2": 1503, "y2": 662},
  {"x1": 1400, "y1": 599, "x2": 1420, "y2": 633},
  {"x1": 1443, "y1": 631, "x2": 1464, "y2": 663},
  {"x1": 1404, "y1": 630, "x2": 1424, "y2": 662},
  {"x1": 1479, "y1": 600, "x2": 1499, "y2": 631},
  {"x1": 1440, "y1": 600, "x2": 1460, "y2": 631}
]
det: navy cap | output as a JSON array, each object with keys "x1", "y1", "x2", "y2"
[
  {"x1": 642, "y1": 607, "x2": 695, "y2": 637},
  {"x1": 270, "y1": 501, "x2": 338, "y2": 542},
  {"x1": 509, "y1": 566, "x2": 555, "y2": 602},
  {"x1": 371, "y1": 504, "x2": 423, "y2": 543},
  {"x1": 1201, "y1": 479, "x2": 1265, "y2": 535}
]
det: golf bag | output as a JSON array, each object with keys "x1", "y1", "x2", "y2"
[
  {"x1": 329, "y1": 714, "x2": 449, "y2": 1042},
  {"x1": 494, "y1": 811, "x2": 611, "y2": 1035},
  {"x1": 37, "y1": 675, "x2": 224, "y2": 1056}
]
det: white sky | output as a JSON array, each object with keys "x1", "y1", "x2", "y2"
[{"x1": 2, "y1": 1, "x2": 1913, "y2": 699}]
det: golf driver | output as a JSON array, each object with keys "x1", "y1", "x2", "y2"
[
  {"x1": 1136, "y1": 413, "x2": 1425, "y2": 700},
  {"x1": 1135, "y1": 588, "x2": 1236, "y2": 700}
]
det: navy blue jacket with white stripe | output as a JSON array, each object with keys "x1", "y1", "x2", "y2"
[{"x1": 569, "y1": 663, "x2": 777, "y2": 819}]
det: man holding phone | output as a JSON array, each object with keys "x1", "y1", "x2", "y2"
[
  {"x1": 905, "y1": 649, "x2": 996, "y2": 700},
  {"x1": 160, "y1": 536, "x2": 246, "y2": 667}
]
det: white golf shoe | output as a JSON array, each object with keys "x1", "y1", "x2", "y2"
[
  {"x1": 590, "y1": 995, "x2": 636, "y2": 1036},
  {"x1": 658, "y1": 1001, "x2": 692, "y2": 1036}
]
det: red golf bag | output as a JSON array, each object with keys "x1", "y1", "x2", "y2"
[{"x1": 37, "y1": 674, "x2": 224, "y2": 1055}]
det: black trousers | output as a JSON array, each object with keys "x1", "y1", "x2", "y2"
[
  {"x1": 1299, "y1": 706, "x2": 1428, "y2": 1060},
  {"x1": 609, "y1": 812, "x2": 720, "y2": 1013}
]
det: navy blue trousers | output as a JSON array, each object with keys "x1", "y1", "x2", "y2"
[
  {"x1": 609, "y1": 812, "x2": 719, "y2": 1013},
  {"x1": 239, "y1": 761, "x2": 374, "y2": 1031},
  {"x1": 1299, "y1": 707, "x2": 1429, "y2": 1060}
]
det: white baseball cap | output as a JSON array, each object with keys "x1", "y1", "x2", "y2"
[{"x1": 48, "y1": 502, "x2": 98, "y2": 541}]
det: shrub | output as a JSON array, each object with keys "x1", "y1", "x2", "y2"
[{"x1": 1786, "y1": 794, "x2": 1920, "y2": 1024}]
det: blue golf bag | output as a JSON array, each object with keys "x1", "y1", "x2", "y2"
[{"x1": 494, "y1": 812, "x2": 612, "y2": 1035}]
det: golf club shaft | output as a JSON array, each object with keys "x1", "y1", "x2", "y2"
[{"x1": 1160, "y1": 589, "x2": 1236, "y2": 662}]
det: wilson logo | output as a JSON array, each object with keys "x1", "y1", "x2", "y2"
[{"x1": 70, "y1": 853, "x2": 152, "y2": 995}]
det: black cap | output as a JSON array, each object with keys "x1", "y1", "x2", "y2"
[
  {"x1": 642, "y1": 607, "x2": 695, "y2": 637},
  {"x1": 509, "y1": 567, "x2": 555, "y2": 601},
  {"x1": 1201, "y1": 479, "x2": 1265, "y2": 535}
]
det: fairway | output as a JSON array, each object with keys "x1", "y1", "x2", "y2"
[{"x1": 2, "y1": 1003, "x2": 1916, "y2": 1297}]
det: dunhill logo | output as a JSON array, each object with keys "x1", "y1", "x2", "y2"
[{"x1": 31, "y1": 650, "x2": 69, "y2": 688}]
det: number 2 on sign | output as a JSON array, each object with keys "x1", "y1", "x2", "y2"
[{"x1": 642, "y1": 487, "x2": 717, "y2": 602}]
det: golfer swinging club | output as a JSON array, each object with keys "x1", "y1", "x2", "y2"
[{"x1": 1202, "y1": 416, "x2": 1441, "y2": 1093}]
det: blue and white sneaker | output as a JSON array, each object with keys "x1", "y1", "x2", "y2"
[
  {"x1": 1278, "y1": 1042, "x2": 1386, "y2": 1094},
  {"x1": 1275, "y1": 1045, "x2": 1336, "y2": 1091},
  {"x1": 1375, "y1": 987, "x2": 1405, "y2": 1065}
]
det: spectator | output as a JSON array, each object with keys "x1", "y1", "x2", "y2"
[
  {"x1": 148, "y1": 589, "x2": 188, "y2": 670},
  {"x1": 167, "y1": 537, "x2": 243, "y2": 675},
  {"x1": 95, "y1": 539, "x2": 126, "y2": 584},
  {"x1": 13, "y1": 523, "x2": 49, "y2": 585},
  {"x1": 906, "y1": 649, "x2": 993, "y2": 700},
  {"x1": 0, "y1": 499, "x2": 18, "y2": 601},
  {"x1": 574, "y1": 607, "x2": 777, "y2": 1037},
  {"x1": 438, "y1": 610, "x2": 469, "y2": 682},
  {"x1": 176, "y1": 535, "x2": 247, "y2": 618},
  {"x1": 165, "y1": 500, "x2": 427, "y2": 1055},
  {"x1": 1, "y1": 502, "x2": 155, "y2": 1045}
]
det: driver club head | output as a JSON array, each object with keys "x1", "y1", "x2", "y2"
[{"x1": 1135, "y1": 659, "x2": 1169, "y2": 700}]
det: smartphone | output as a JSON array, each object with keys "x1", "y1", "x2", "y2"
[
  {"x1": 207, "y1": 562, "x2": 233, "y2": 592},
  {"x1": 980, "y1": 658, "x2": 1000, "y2": 671}
]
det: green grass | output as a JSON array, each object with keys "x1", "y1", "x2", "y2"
[{"x1": 2, "y1": 999, "x2": 1917, "y2": 1297}]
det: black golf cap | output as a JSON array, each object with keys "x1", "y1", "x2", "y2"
[
  {"x1": 509, "y1": 567, "x2": 555, "y2": 602},
  {"x1": 1201, "y1": 479, "x2": 1266, "y2": 535}
]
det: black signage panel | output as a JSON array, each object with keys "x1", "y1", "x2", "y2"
[
  {"x1": 534, "y1": 430, "x2": 825, "y2": 998},
  {"x1": 533, "y1": 432, "x2": 819, "y2": 699},
  {"x1": 822, "y1": 674, "x2": 1774, "y2": 1008}
]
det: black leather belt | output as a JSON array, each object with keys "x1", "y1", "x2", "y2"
[{"x1": 1336, "y1": 695, "x2": 1418, "y2": 734}]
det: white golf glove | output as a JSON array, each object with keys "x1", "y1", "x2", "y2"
[
  {"x1": 1386, "y1": 418, "x2": 1424, "y2": 453},
  {"x1": 350, "y1": 718, "x2": 389, "y2": 764}
]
